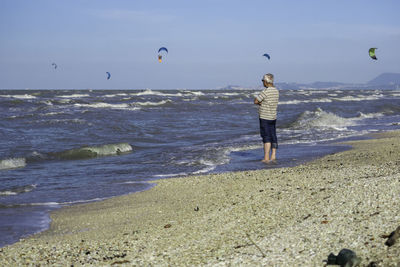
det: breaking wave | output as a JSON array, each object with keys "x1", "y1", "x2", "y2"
[
  {"x1": 0, "y1": 184, "x2": 36, "y2": 196},
  {"x1": 333, "y1": 94, "x2": 383, "y2": 102},
  {"x1": 280, "y1": 94, "x2": 384, "y2": 105},
  {"x1": 0, "y1": 158, "x2": 26, "y2": 170},
  {"x1": 135, "y1": 100, "x2": 171, "y2": 106},
  {"x1": 58, "y1": 94, "x2": 90, "y2": 98},
  {"x1": 0, "y1": 94, "x2": 36, "y2": 99},
  {"x1": 288, "y1": 108, "x2": 356, "y2": 131},
  {"x1": 133, "y1": 89, "x2": 183, "y2": 97},
  {"x1": 74, "y1": 103, "x2": 140, "y2": 110},
  {"x1": 49, "y1": 143, "x2": 133, "y2": 160},
  {"x1": 280, "y1": 98, "x2": 333, "y2": 105},
  {"x1": 103, "y1": 93, "x2": 128, "y2": 98}
]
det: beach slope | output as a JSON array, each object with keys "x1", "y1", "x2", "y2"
[{"x1": 1, "y1": 132, "x2": 400, "y2": 266}]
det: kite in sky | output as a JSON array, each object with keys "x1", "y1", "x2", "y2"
[
  {"x1": 106, "y1": 72, "x2": 111, "y2": 80},
  {"x1": 158, "y1": 47, "x2": 168, "y2": 63},
  {"x1": 369, "y1": 48, "x2": 377, "y2": 60},
  {"x1": 263, "y1": 53, "x2": 270, "y2": 60}
]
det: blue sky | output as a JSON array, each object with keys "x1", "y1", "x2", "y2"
[{"x1": 0, "y1": 0, "x2": 399, "y2": 89}]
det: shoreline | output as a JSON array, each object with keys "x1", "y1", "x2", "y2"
[
  {"x1": 1, "y1": 131, "x2": 400, "y2": 266},
  {"x1": 0, "y1": 136, "x2": 353, "y2": 249}
]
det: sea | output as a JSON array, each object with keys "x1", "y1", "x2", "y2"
[{"x1": 1, "y1": 88, "x2": 400, "y2": 247}]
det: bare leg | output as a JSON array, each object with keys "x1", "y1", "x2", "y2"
[
  {"x1": 262, "y1": 142, "x2": 271, "y2": 162},
  {"x1": 271, "y1": 148, "x2": 277, "y2": 161}
]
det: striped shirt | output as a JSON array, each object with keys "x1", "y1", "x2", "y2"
[{"x1": 256, "y1": 87, "x2": 279, "y2": 120}]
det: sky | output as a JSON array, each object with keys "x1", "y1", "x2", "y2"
[{"x1": 0, "y1": 0, "x2": 399, "y2": 89}]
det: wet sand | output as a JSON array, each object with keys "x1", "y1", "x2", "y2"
[{"x1": 1, "y1": 131, "x2": 400, "y2": 266}]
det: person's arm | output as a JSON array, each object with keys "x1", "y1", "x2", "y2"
[{"x1": 254, "y1": 98, "x2": 261, "y2": 105}]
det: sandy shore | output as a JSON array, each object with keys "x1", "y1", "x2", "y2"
[{"x1": 1, "y1": 131, "x2": 400, "y2": 266}]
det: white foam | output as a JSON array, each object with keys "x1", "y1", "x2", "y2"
[
  {"x1": 192, "y1": 166, "x2": 217, "y2": 174},
  {"x1": 217, "y1": 92, "x2": 240, "y2": 96},
  {"x1": 357, "y1": 112, "x2": 384, "y2": 119},
  {"x1": 152, "y1": 173, "x2": 188, "y2": 178},
  {"x1": 41, "y1": 112, "x2": 67, "y2": 116},
  {"x1": 25, "y1": 197, "x2": 108, "y2": 207},
  {"x1": 182, "y1": 98, "x2": 199, "y2": 102},
  {"x1": 58, "y1": 94, "x2": 90, "y2": 98},
  {"x1": 333, "y1": 94, "x2": 383, "y2": 102},
  {"x1": 280, "y1": 93, "x2": 384, "y2": 105},
  {"x1": 307, "y1": 90, "x2": 329, "y2": 94},
  {"x1": 0, "y1": 184, "x2": 37, "y2": 196},
  {"x1": 74, "y1": 103, "x2": 140, "y2": 110},
  {"x1": 103, "y1": 93, "x2": 128, "y2": 98},
  {"x1": 87, "y1": 143, "x2": 133, "y2": 156},
  {"x1": 0, "y1": 191, "x2": 18, "y2": 196},
  {"x1": 280, "y1": 98, "x2": 333, "y2": 105},
  {"x1": 132, "y1": 89, "x2": 183, "y2": 97},
  {"x1": 0, "y1": 94, "x2": 36, "y2": 99},
  {"x1": 292, "y1": 108, "x2": 355, "y2": 131},
  {"x1": 135, "y1": 100, "x2": 171, "y2": 106},
  {"x1": 0, "y1": 158, "x2": 26, "y2": 170},
  {"x1": 182, "y1": 91, "x2": 205, "y2": 96}
]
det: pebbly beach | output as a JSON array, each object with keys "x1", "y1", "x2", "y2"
[{"x1": 1, "y1": 131, "x2": 400, "y2": 266}]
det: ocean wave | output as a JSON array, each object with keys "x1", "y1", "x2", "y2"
[
  {"x1": 192, "y1": 165, "x2": 217, "y2": 174},
  {"x1": 6, "y1": 114, "x2": 35, "y2": 120},
  {"x1": 152, "y1": 173, "x2": 188, "y2": 178},
  {"x1": 40, "y1": 112, "x2": 67, "y2": 116},
  {"x1": 210, "y1": 92, "x2": 245, "y2": 99},
  {"x1": 333, "y1": 94, "x2": 383, "y2": 102},
  {"x1": 0, "y1": 94, "x2": 36, "y2": 99},
  {"x1": 74, "y1": 102, "x2": 140, "y2": 110},
  {"x1": 36, "y1": 119, "x2": 87, "y2": 125},
  {"x1": 0, "y1": 158, "x2": 26, "y2": 170},
  {"x1": 135, "y1": 100, "x2": 171, "y2": 106},
  {"x1": 288, "y1": 108, "x2": 355, "y2": 131},
  {"x1": 307, "y1": 90, "x2": 329, "y2": 94},
  {"x1": 103, "y1": 93, "x2": 128, "y2": 98},
  {"x1": 279, "y1": 98, "x2": 333, "y2": 105},
  {"x1": 39, "y1": 100, "x2": 53, "y2": 106},
  {"x1": 132, "y1": 89, "x2": 183, "y2": 97},
  {"x1": 357, "y1": 112, "x2": 384, "y2": 119},
  {"x1": 182, "y1": 91, "x2": 205, "y2": 96},
  {"x1": 182, "y1": 97, "x2": 199, "y2": 102},
  {"x1": 50, "y1": 143, "x2": 133, "y2": 160},
  {"x1": 0, "y1": 197, "x2": 108, "y2": 208},
  {"x1": 216, "y1": 92, "x2": 241, "y2": 96},
  {"x1": 57, "y1": 99, "x2": 74, "y2": 104},
  {"x1": 0, "y1": 184, "x2": 36, "y2": 196},
  {"x1": 279, "y1": 94, "x2": 384, "y2": 105},
  {"x1": 58, "y1": 94, "x2": 90, "y2": 98}
]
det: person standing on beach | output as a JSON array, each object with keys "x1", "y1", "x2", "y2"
[{"x1": 254, "y1": 73, "x2": 279, "y2": 163}]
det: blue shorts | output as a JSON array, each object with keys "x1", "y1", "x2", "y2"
[{"x1": 259, "y1": 118, "x2": 278, "y2": 148}]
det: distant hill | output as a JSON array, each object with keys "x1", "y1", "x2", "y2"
[
  {"x1": 218, "y1": 85, "x2": 249, "y2": 90},
  {"x1": 368, "y1": 73, "x2": 400, "y2": 86},
  {"x1": 310, "y1": 81, "x2": 346, "y2": 88},
  {"x1": 220, "y1": 72, "x2": 400, "y2": 90}
]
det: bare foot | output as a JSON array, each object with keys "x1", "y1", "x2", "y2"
[{"x1": 261, "y1": 159, "x2": 270, "y2": 163}]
